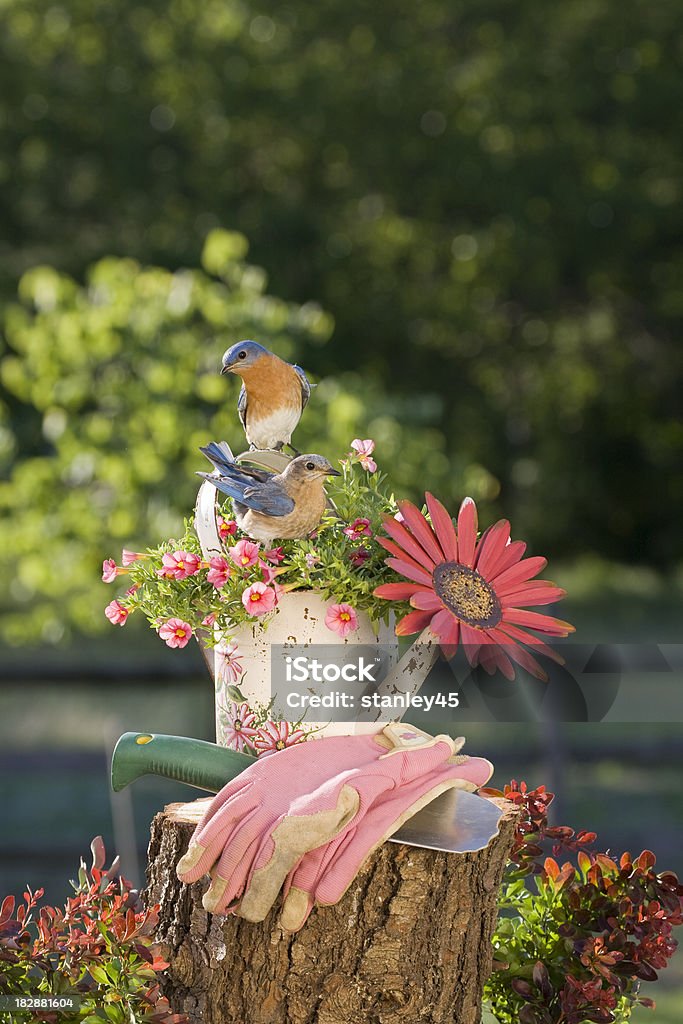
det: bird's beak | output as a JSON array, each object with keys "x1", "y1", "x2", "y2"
[
  {"x1": 326, "y1": 467, "x2": 342, "y2": 477},
  {"x1": 220, "y1": 363, "x2": 234, "y2": 375}
]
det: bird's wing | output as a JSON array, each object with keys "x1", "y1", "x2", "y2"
[
  {"x1": 293, "y1": 364, "x2": 313, "y2": 412},
  {"x1": 196, "y1": 472, "x2": 251, "y2": 505},
  {"x1": 242, "y1": 480, "x2": 295, "y2": 517},
  {"x1": 200, "y1": 442, "x2": 272, "y2": 483},
  {"x1": 237, "y1": 383, "x2": 248, "y2": 430}
]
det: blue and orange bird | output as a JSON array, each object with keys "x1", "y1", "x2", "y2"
[{"x1": 220, "y1": 341, "x2": 312, "y2": 452}]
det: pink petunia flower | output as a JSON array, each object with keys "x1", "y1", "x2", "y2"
[
  {"x1": 102, "y1": 559, "x2": 120, "y2": 583},
  {"x1": 206, "y1": 556, "x2": 231, "y2": 588},
  {"x1": 325, "y1": 602, "x2": 359, "y2": 638},
  {"x1": 156, "y1": 550, "x2": 202, "y2": 580},
  {"x1": 217, "y1": 516, "x2": 238, "y2": 540},
  {"x1": 242, "y1": 581, "x2": 277, "y2": 616},
  {"x1": 253, "y1": 720, "x2": 306, "y2": 756},
  {"x1": 104, "y1": 599, "x2": 129, "y2": 625},
  {"x1": 221, "y1": 700, "x2": 259, "y2": 752},
  {"x1": 349, "y1": 547, "x2": 371, "y2": 568},
  {"x1": 218, "y1": 642, "x2": 244, "y2": 684},
  {"x1": 121, "y1": 549, "x2": 146, "y2": 566},
  {"x1": 264, "y1": 546, "x2": 285, "y2": 564},
  {"x1": 229, "y1": 538, "x2": 261, "y2": 569},
  {"x1": 344, "y1": 517, "x2": 372, "y2": 539},
  {"x1": 259, "y1": 561, "x2": 280, "y2": 584},
  {"x1": 158, "y1": 617, "x2": 193, "y2": 649},
  {"x1": 350, "y1": 438, "x2": 377, "y2": 473}
]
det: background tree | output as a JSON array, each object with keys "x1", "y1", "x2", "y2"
[{"x1": 1, "y1": 0, "x2": 682, "y2": 640}]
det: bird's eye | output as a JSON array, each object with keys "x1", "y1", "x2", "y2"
[
  {"x1": 238, "y1": 350, "x2": 247, "y2": 359},
  {"x1": 305, "y1": 461, "x2": 315, "y2": 471}
]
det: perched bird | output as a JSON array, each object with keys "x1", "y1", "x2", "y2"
[
  {"x1": 198, "y1": 441, "x2": 340, "y2": 543},
  {"x1": 220, "y1": 341, "x2": 312, "y2": 452}
]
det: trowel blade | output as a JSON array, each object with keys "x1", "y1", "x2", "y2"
[{"x1": 389, "y1": 788, "x2": 502, "y2": 853}]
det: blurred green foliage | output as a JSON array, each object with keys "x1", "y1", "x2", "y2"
[{"x1": 1, "y1": 0, "x2": 682, "y2": 640}]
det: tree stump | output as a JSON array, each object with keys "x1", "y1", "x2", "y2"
[{"x1": 146, "y1": 797, "x2": 519, "y2": 1024}]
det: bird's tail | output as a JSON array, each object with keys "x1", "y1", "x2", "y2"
[
  {"x1": 198, "y1": 440, "x2": 269, "y2": 503},
  {"x1": 200, "y1": 440, "x2": 235, "y2": 473}
]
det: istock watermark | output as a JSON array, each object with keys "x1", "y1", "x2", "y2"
[{"x1": 269, "y1": 643, "x2": 683, "y2": 726}]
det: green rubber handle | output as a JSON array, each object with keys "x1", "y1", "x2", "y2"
[{"x1": 111, "y1": 732, "x2": 255, "y2": 794}]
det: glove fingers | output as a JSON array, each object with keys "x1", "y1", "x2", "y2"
[
  {"x1": 203, "y1": 825, "x2": 267, "y2": 914},
  {"x1": 177, "y1": 799, "x2": 262, "y2": 884},
  {"x1": 236, "y1": 782, "x2": 361, "y2": 923},
  {"x1": 280, "y1": 828, "x2": 359, "y2": 931}
]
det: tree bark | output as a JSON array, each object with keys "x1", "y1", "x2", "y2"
[{"x1": 146, "y1": 797, "x2": 519, "y2": 1024}]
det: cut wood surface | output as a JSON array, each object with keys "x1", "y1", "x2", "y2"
[{"x1": 146, "y1": 796, "x2": 519, "y2": 1024}]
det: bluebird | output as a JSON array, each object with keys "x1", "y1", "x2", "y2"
[
  {"x1": 220, "y1": 341, "x2": 312, "y2": 452},
  {"x1": 198, "y1": 441, "x2": 340, "y2": 543}
]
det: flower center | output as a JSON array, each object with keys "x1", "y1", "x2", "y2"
[
  {"x1": 276, "y1": 740, "x2": 286, "y2": 749},
  {"x1": 433, "y1": 562, "x2": 502, "y2": 628},
  {"x1": 250, "y1": 593, "x2": 261, "y2": 602},
  {"x1": 235, "y1": 720, "x2": 242, "y2": 731},
  {"x1": 340, "y1": 612, "x2": 350, "y2": 622},
  {"x1": 175, "y1": 628, "x2": 186, "y2": 637}
]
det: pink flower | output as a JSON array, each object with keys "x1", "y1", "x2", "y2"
[
  {"x1": 121, "y1": 549, "x2": 146, "y2": 566},
  {"x1": 259, "y1": 561, "x2": 280, "y2": 584},
  {"x1": 344, "y1": 517, "x2": 372, "y2": 539},
  {"x1": 202, "y1": 613, "x2": 217, "y2": 627},
  {"x1": 264, "y1": 546, "x2": 285, "y2": 564},
  {"x1": 218, "y1": 642, "x2": 244, "y2": 684},
  {"x1": 156, "y1": 550, "x2": 202, "y2": 580},
  {"x1": 102, "y1": 559, "x2": 120, "y2": 583},
  {"x1": 242, "y1": 581, "x2": 277, "y2": 616},
  {"x1": 125, "y1": 585, "x2": 139, "y2": 596},
  {"x1": 350, "y1": 438, "x2": 377, "y2": 473},
  {"x1": 158, "y1": 617, "x2": 193, "y2": 649},
  {"x1": 206, "y1": 556, "x2": 231, "y2": 588},
  {"x1": 305, "y1": 551, "x2": 319, "y2": 569},
  {"x1": 229, "y1": 538, "x2": 261, "y2": 569},
  {"x1": 221, "y1": 701, "x2": 259, "y2": 753},
  {"x1": 217, "y1": 516, "x2": 238, "y2": 540},
  {"x1": 254, "y1": 720, "x2": 306, "y2": 756},
  {"x1": 325, "y1": 602, "x2": 359, "y2": 638},
  {"x1": 349, "y1": 547, "x2": 371, "y2": 567},
  {"x1": 104, "y1": 599, "x2": 129, "y2": 626}
]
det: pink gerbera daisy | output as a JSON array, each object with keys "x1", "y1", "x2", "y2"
[
  {"x1": 253, "y1": 719, "x2": 306, "y2": 756},
  {"x1": 373, "y1": 494, "x2": 574, "y2": 681}
]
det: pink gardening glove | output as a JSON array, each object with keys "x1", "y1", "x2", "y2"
[
  {"x1": 176, "y1": 724, "x2": 466, "y2": 922},
  {"x1": 279, "y1": 745, "x2": 494, "y2": 931}
]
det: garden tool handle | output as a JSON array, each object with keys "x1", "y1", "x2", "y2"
[{"x1": 111, "y1": 731, "x2": 255, "y2": 794}]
